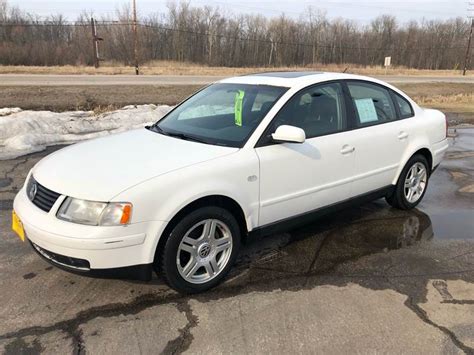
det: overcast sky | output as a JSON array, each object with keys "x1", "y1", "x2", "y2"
[{"x1": 8, "y1": 0, "x2": 471, "y2": 24}]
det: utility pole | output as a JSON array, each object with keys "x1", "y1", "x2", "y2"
[
  {"x1": 132, "y1": 0, "x2": 139, "y2": 75},
  {"x1": 90, "y1": 17, "x2": 103, "y2": 68},
  {"x1": 463, "y1": 5, "x2": 473, "y2": 75},
  {"x1": 463, "y1": 19, "x2": 473, "y2": 75},
  {"x1": 268, "y1": 40, "x2": 274, "y2": 67}
]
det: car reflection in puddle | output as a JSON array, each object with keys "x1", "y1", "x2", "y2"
[{"x1": 229, "y1": 201, "x2": 434, "y2": 284}]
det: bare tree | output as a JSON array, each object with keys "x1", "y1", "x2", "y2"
[{"x1": 0, "y1": 0, "x2": 470, "y2": 69}]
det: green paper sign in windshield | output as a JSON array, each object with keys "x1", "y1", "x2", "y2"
[{"x1": 234, "y1": 90, "x2": 245, "y2": 127}]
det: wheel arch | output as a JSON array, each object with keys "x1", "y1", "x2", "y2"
[
  {"x1": 392, "y1": 146, "x2": 433, "y2": 185},
  {"x1": 413, "y1": 148, "x2": 433, "y2": 170},
  {"x1": 153, "y1": 195, "x2": 248, "y2": 265}
]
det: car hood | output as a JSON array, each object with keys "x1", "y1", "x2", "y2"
[{"x1": 33, "y1": 129, "x2": 238, "y2": 201}]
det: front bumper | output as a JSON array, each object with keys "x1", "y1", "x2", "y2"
[
  {"x1": 30, "y1": 241, "x2": 153, "y2": 280},
  {"x1": 13, "y1": 186, "x2": 167, "y2": 271}
]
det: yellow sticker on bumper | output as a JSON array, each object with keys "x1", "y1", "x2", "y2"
[{"x1": 12, "y1": 210, "x2": 25, "y2": 242}]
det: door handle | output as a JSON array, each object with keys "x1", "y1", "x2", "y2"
[
  {"x1": 340, "y1": 145, "x2": 355, "y2": 154},
  {"x1": 398, "y1": 131, "x2": 409, "y2": 140}
]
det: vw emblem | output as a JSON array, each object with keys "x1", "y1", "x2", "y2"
[
  {"x1": 27, "y1": 181, "x2": 37, "y2": 201},
  {"x1": 198, "y1": 243, "x2": 212, "y2": 258}
]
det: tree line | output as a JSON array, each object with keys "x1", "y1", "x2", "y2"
[{"x1": 0, "y1": 0, "x2": 471, "y2": 69}]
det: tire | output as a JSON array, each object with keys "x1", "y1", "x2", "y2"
[
  {"x1": 386, "y1": 154, "x2": 430, "y2": 210},
  {"x1": 158, "y1": 206, "x2": 241, "y2": 294}
]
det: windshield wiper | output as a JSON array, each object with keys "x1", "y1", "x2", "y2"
[
  {"x1": 146, "y1": 125, "x2": 211, "y2": 144},
  {"x1": 165, "y1": 131, "x2": 210, "y2": 144},
  {"x1": 145, "y1": 124, "x2": 167, "y2": 134}
]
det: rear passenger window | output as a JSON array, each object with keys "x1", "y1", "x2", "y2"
[
  {"x1": 394, "y1": 92, "x2": 414, "y2": 118},
  {"x1": 347, "y1": 82, "x2": 396, "y2": 126}
]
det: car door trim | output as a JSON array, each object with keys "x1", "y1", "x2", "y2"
[
  {"x1": 260, "y1": 170, "x2": 358, "y2": 208},
  {"x1": 252, "y1": 185, "x2": 395, "y2": 236},
  {"x1": 349, "y1": 163, "x2": 399, "y2": 182},
  {"x1": 260, "y1": 161, "x2": 398, "y2": 209}
]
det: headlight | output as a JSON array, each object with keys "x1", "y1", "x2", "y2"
[{"x1": 57, "y1": 197, "x2": 132, "y2": 226}]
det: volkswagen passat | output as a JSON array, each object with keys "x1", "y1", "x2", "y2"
[{"x1": 12, "y1": 72, "x2": 449, "y2": 293}]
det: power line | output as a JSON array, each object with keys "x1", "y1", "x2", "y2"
[
  {"x1": 138, "y1": 22, "x2": 467, "y2": 51},
  {"x1": 0, "y1": 21, "x2": 467, "y2": 52}
]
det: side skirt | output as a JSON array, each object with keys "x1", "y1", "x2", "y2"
[{"x1": 250, "y1": 185, "x2": 395, "y2": 238}]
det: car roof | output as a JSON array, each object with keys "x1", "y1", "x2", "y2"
[
  {"x1": 218, "y1": 71, "x2": 384, "y2": 89},
  {"x1": 247, "y1": 71, "x2": 324, "y2": 78}
]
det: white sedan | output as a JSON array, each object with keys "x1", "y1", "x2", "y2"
[{"x1": 12, "y1": 72, "x2": 449, "y2": 293}]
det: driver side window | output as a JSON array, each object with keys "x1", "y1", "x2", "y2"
[{"x1": 271, "y1": 82, "x2": 347, "y2": 139}]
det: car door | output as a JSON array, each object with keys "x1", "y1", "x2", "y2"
[
  {"x1": 255, "y1": 81, "x2": 357, "y2": 227},
  {"x1": 343, "y1": 80, "x2": 410, "y2": 196}
]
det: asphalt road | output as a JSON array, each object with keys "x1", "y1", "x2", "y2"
[
  {"x1": 0, "y1": 129, "x2": 473, "y2": 354},
  {"x1": 0, "y1": 74, "x2": 473, "y2": 86}
]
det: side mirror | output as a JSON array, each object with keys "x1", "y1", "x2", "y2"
[{"x1": 271, "y1": 125, "x2": 306, "y2": 144}]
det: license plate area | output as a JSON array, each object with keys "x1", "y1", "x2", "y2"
[{"x1": 12, "y1": 210, "x2": 26, "y2": 242}]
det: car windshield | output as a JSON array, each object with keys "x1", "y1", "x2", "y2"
[{"x1": 152, "y1": 83, "x2": 288, "y2": 147}]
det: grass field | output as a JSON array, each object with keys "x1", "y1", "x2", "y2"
[
  {"x1": 0, "y1": 82, "x2": 472, "y2": 125},
  {"x1": 0, "y1": 85, "x2": 201, "y2": 112},
  {"x1": 397, "y1": 83, "x2": 474, "y2": 125},
  {"x1": 1, "y1": 61, "x2": 472, "y2": 77}
]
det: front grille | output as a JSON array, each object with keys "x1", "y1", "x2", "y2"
[
  {"x1": 31, "y1": 242, "x2": 90, "y2": 270},
  {"x1": 27, "y1": 176, "x2": 61, "y2": 212}
]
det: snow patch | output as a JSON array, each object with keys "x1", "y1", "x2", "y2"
[
  {"x1": 0, "y1": 107, "x2": 22, "y2": 116},
  {"x1": 0, "y1": 104, "x2": 173, "y2": 160}
]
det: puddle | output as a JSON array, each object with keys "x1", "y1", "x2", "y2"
[
  {"x1": 234, "y1": 204, "x2": 435, "y2": 279},
  {"x1": 233, "y1": 127, "x2": 474, "y2": 282},
  {"x1": 427, "y1": 211, "x2": 474, "y2": 240},
  {"x1": 0, "y1": 200, "x2": 13, "y2": 210},
  {"x1": 224, "y1": 197, "x2": 473, "y2": 295},
  {"x1": 449, "y1": 127, "x2": 474, "y2": 152},
  {"x1": 0, "y1": 178, "x2": 12, "y2": 188},
  {"x1": 419, "y1": 128, "x2": 474, "y2": 240}
]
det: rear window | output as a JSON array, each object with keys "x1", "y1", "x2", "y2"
[
  {"x1": 393, "y1": 92, "x2": 414, "y2": 118},
  {"x1": 347, "y1": 81, "x2": 397, "y2": 126}
]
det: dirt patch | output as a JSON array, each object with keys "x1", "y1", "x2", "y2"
[
  {"x1": 397, "y1": 83, "x2": 473, "y2": 97},
  {"x1": 0, "y1": 85, "x2": 201, "y2": 112},
  {"x1": 0, "y1": 82, "x2": 472, "y2": 124},
  {"x1": 397, "y1": 83, "x2": 473, "y2": 125}
]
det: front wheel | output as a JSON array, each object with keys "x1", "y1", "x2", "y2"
[
  {"x1": 158, "y1": 206, "x2": 241, "y2": 294},
  {"x1": 386, "y1": 154, "x2": 430, "y2": 210}
]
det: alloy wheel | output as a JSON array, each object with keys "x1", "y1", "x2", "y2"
[
  {"x1": 404, "y1": 162, "x2": 427, "y2": 203},
  {"x1": 176, "y1": 219, "x2": 233, "y2": 284}
]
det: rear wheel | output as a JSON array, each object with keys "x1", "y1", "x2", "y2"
[
  {"x1": 386, "y1": 154, "x2": 430, "y2": 210},
  {"x1": 158, "y1": 206, "x2": 241, "y2": 293}
]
